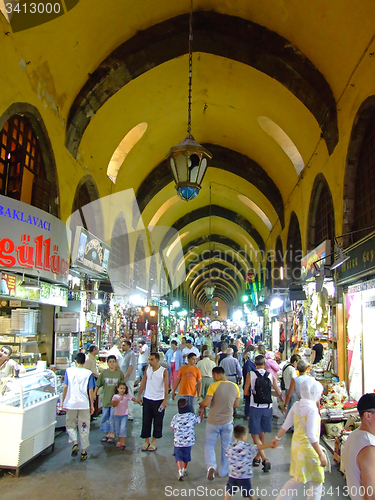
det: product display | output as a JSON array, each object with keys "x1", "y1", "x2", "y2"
[{"x1": 0, "y1": 369, "x2": 58, "y2": 476}]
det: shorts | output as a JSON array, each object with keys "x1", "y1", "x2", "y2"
[
  {"x1": 226, "y1": 477, "x2": 253, "y2": 498},
  {"x1": 248, "y1": 406, "x2": 272, "y2": 435},
  {"x1": 173, "y1": 446, "x2": 192, "y2": 463}
]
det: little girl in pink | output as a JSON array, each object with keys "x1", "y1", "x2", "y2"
[{"x1": 112, "y1": 382, "x2": 138, "y2": 449}]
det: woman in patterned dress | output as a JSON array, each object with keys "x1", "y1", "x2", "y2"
[{"x1": 271, "y1": 378, "x2": 327, "y2": 500}]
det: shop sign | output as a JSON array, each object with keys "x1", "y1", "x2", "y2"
[
  {"x1": 71, "y1": 226, "x2": 110, "y2": 277},
  {"x1": 337, "y1": 233, "x2": 375, "y2": 285},
  {"x1": 0, "y1": 195, "x2": 70, "y2": 285},
  {"x1": 301, "y1": 240, "x2": 331, "y2": 281},
  {"x1": 0, "y1": 272, "x2": 16, "y2": 296},
  {"x1": 348, "y1": 277, "x2": 375, "y2": 294}
]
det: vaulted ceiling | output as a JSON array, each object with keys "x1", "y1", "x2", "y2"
[{"x1": 3, "y1": 0, "x2": 375, "y2": 305}]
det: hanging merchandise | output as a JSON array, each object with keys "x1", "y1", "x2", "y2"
[{"x1": 310, "y1": 288, "x2": 329, "y2": 332}]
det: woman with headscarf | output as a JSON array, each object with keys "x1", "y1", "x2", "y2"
[{"x1": 271, "y1": 378, "x2": 327, "y2": 500}]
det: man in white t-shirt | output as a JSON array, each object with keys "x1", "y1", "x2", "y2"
[
  {"x1": 62, "y1": 352, "x2": 96, "y2": 461},
  {"x1": 138, "y1": 340, "x2": 149, "y2": 378},
  {"x1": 107, "y1": 338, "x2": 124, "y2": 366},
  {"x1": 342, "y1": 393, "x2": 375, "y2": 500},
  {"x1": 182, "y1": 340, "x2": 200, "y2": 364}
]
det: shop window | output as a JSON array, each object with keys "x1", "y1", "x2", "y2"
[
  {"x1": 353, "y1": 117, "x2": 375, "y2": 242},
  {"x1": 307, "y1": 174, "x2": 335, "y2": 250},
  {"x1": 0, "y1": 115, "x2": 50, "y2": 211}
]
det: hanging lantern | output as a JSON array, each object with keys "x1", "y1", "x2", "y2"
[{"x1": 204, "y1": 279, "x2": 215, "y2": 299}]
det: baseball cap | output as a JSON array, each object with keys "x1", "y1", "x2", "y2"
[{"x1": 357, "y1": 393, "x2": 375, "y2": 413}]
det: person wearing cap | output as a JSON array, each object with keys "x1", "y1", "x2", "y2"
[
  {"x1": 341, "y1": 393, "x2": 375, "y2": 500},
  {"x1": 0, "y1": 346, "x2": 25, "y2": 378}
]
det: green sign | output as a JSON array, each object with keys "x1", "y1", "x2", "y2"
[{"x1": 337, "y1": 234, "x2": 375, "y2": 285}]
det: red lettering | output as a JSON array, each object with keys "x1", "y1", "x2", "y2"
[
  {"x1": 16, "y1": 234, "x2": 34, "y2": 268},
  {"x1": 43, "y1": 238, "x2": 51, "y2": 271},
  {"x1": 34, "y1": 235, "x2": 43, "y2": 269},
  {"x1": 0, "y1": 238, "x2": 16, "y2": 267}
]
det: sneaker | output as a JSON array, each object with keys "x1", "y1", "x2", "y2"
[
  {"x1": 71, "y1": 444, "x2": 79, "y2": 457},
  {"x1": 80, "y1": 452, "x2": 88, "y2": 461},
  {"x1": 183, "y1": 469, "x2": 188, "y2": 476},
  {"x1": 128, "y1": 417, "x2": 133, "y2": 421},
  {"x1": 207, "y1": 467, "x2": 215, "y2": 481},
  {"x1": 178, "y1": 469, "x2": 184, "y2": 481}
]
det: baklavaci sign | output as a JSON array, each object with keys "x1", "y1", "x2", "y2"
[{"x1": 0, "y1": 195, "x2": 70, "y2": 285}]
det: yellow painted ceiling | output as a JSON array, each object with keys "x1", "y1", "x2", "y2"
[{"x1": 2, "y1": 0, "x2": 375, "y2": 303}]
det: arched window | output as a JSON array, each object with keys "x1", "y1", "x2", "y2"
[
  {"x1": 343, "y1": 97, "x2": 375, "y2": 245},
  {"x1": 353, "y1": 113, "x2": 375, "y2": 242},
  {"x1": 286, "y1": 212, "x2": 302, "y2": 282},
  {"x1": 307, "y1": 174, "x2": 335, "y2": 250},
  {"x1": 0, "y1": 115, "x2": 51, "y2": 211},
  {"x1": 71, "y1": 176, "x2": 103, "y2": 240},
  {"x1": 273, "y1": 237, "x2": 284, "y2": 288}
]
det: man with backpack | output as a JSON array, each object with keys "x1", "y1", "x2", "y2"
[{"x1": 244, "y1": 354, "x2": 281, "y2": 472}]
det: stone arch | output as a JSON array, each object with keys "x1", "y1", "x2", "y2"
[
  {"x1": 307, "y1": 173, "x2": 335, "y2": 251},
  {"x1": 286, "y1": 211, "x2": 302, "y2": 282},
  {"x1": 343, "y1": 95, "x2": 375, "y2": 246},
  {"x1": 66, "y1": 11, "x2": 337, "y2": 158},
  {"x1": 0, "y1": 102, "x2": 59, "y2": 217}
]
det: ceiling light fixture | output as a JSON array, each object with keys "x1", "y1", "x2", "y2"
[{"x1": 166, "y1": 0, "x2": 212, "y2": 201}]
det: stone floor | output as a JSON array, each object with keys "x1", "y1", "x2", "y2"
[{"x1": 0, "y1": 398, "x2": 347, "y2": 499}]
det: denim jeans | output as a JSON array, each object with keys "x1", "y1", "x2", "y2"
[
  {"x1": 204, "y1": 420, "x2": 233, "y2": 477},
  {"x1": 100, "y1": 406, "x2": 115, "y2": 433},
  {"x1": 177, "y1": 394, "x2": 197, "y2": 414},
  {"x1": 114, "y1": 415, "x2": 128, "y2": 438}
]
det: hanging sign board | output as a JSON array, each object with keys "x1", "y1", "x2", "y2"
[
  {"x1": 0, "y1": 195, "x2": 70, "y2": 285},
  {"x1": 301, "y1": 240, "x2": 331, "y2": 281},
  {"x1": 71, "y1": 226, "x2": 110, "y2": 277},
  {"x1": 337, "y1": 233, "x2": 375, "y2": 285}
]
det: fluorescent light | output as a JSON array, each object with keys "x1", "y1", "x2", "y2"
[
  {"x1": 20, "y1": 279, "x2": 40, "y2": 290},
  {"x1": 92, "y1": 298, "x2": 103, "y2": 305},
  {"x1": 270, "y1": 296, "x2": 283, "y2": 309}
]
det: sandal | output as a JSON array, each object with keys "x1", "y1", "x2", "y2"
[
  {"x1": 80, "y1": 452, "x2": 88, "y2": 461},
  {"x1": 252, "y1": 458, "x2": 261, "y2": 467},
  {"x1": 141, "y1": 443, "x2": 150, "y2": 451},
  {"x1": 101, "y1": 437, "x2": 108, "y2": 442},
  {"x1": 71, "y1": 444, "x2": 79, "y2": 457},
  {"x1": 148, "y1": 444, "x2": 157, "y2": 451},
  {"x1": 107, "y1": 438, "x2": 116, "y2": 444},
  {"x1": 262, "y1": 459, "x2": 271, "y2": 472}
]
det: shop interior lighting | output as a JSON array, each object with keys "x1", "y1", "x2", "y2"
[
  {"x1": 20, "y1": 276, "x2": 41, "y2": 290},
  {"x1": 270, "y1": 296, "x2": 284, "y2": 309},
  {"x1": 149, "y1": 309, "x2": 156, "y2": 317},
  {"x1": 172, "y1": 300, "x2": 180, "y2": 308}
]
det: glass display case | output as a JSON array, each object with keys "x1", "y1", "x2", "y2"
[
  {"x1": 54, "y1": 331, "x2": 79, "y2": 370},
  {"x1": 0, "y1": 369, "x2": 58, "y2": 476}
]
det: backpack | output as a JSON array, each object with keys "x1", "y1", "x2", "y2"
[
  {"x1": 253, "y1": 371, "x2": 272, "y2": 405},
  {"x1": 280, "y1": 363, "x2": 291, "y2": 391}
]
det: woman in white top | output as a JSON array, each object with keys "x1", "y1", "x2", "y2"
[{"x1": 272, "y1": 378, "x2": 327, "y2": 500}]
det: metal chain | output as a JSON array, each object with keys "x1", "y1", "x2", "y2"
[{"x1": 187, "y1": 0, "x2": 193, "y2": 134}]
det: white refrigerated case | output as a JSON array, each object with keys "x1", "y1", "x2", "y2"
[{"x1": 0, "y1": 369, "x2": 58, "y2": 476}]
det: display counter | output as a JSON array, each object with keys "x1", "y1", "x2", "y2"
[{"x1": 0, "y1": 369, "x2": 58, "y2": 476}]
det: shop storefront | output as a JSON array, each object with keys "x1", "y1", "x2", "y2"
[
  {"x1": 0, "y1": 195, "x2": 70, "y2": 367},
  {"x1": 336, "y1": 232, "x2": 375, "y2": 401}
]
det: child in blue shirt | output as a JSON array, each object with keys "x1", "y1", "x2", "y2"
[
  {"x1": 171, "y1": 398, "x2": 202, "y2": 481},
  {"x1": 225, "y1": 425, "x2": 274, "y2": 500}
]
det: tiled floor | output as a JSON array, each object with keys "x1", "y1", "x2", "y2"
[{"x1": 0, "y1": 398, "x2": 347, "y2": 499}]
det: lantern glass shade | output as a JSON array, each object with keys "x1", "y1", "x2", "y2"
[
  {"x1": 167, "y1": 134, "x2": 212, "y2": 201},
  {"x1": 204, "y1": 280, "x2": 215, "y2": 299}
]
